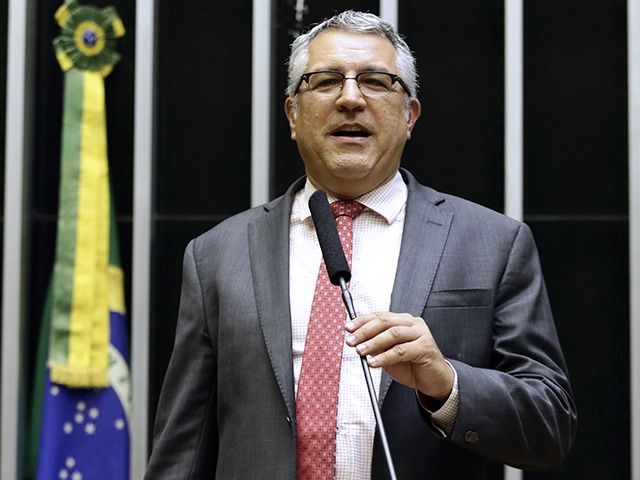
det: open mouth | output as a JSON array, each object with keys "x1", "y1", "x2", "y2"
[{"x1": 331, "y1": 126, "x2": 372, "y2": 138}]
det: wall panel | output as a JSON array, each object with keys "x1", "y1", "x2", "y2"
[
  {"x1": 523, "y1": 0, "x2": 630, "y2": 478},
  {"x1": 526, "y1": 221, "x2": 630, "y2": 479},
  {"x1": 155, "y1": 1, "x2": 252, "y2": 216},
  {"x1": 399, "y1": 0, "x2": 505, "y2": 212},
  {"x1": 150, "y1": 0, "x2": 253, "y2": 437},
  {"x1": 523, "y1": 0, "x2": 627, "y2": 215}
]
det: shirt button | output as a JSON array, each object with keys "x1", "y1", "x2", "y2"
[{"x1": 464, "y1": 430, "x2": 479, "y2": 444}]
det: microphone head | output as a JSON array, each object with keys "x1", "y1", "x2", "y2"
[{"x1": 308, "y1": 190, "x2": 351, "y2": 285}]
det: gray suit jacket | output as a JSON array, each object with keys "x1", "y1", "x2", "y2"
[{"x1": 145, "y1": 169, "x2": 577, "y2": 479}]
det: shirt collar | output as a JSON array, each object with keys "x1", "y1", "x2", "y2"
[{"x1": 295, "y1": 171, "x2": 407, "y2": 225}]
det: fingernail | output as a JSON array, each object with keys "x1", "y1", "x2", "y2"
[
  {"x1": 356, "y1": 344, "x2": 366, "y2": 355},
  {"x1": 346, "y1": 334, "x2": 356, "y2": 345},
  {"x1": 345, "y1": 321, "x2": 355, "y2": 330}
]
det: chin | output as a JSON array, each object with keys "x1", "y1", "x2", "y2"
[{"x1": 331, "y1": 159, "x2": 376, "y2": 179}]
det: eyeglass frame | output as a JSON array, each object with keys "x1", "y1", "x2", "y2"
[{"x1": 293, "y1": 70, "x2": 411, "y2": 97}]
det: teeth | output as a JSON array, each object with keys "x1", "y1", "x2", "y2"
[{"x1": 341, "y1": 126, "x2": 365, "y2": 132}]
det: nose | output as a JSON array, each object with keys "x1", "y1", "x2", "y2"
[{"x1": 335, "y1": 77, "x2": 366, "y2": 110}]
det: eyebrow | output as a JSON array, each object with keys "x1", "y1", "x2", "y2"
[{"x1": 310, "y1": 65, "x2": 393, "y2": 74}]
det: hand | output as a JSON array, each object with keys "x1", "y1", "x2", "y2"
[{"x1": 345, "y1": 312, "x2": 454, "y2": 402}]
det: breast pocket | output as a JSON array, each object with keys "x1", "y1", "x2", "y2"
[
  {"x1": 423, "y1": 288, "x2": 493, "y2": 366},
  {"x1": 426, "y1": 288, "x2": 492, "y2": 308}
]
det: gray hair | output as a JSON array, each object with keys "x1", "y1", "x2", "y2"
[{"x1": 286, "y1": 10, "x2": 419, "y2": 109}]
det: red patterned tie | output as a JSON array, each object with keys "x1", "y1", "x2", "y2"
[{"x1": 296, "y1": 200, "x2": 365, "y2": 480}]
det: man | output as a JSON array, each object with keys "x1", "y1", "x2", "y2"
[{"x1": 145, "y1": 11, "x2": 576, "y2": 479}]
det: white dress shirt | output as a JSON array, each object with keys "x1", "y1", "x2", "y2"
[{"x1": 290, "y1": 172, "x2": 458, "y2": 479}]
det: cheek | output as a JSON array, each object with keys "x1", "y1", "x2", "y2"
[
  {"x1": 303, "y1": 110, "x2": 322, "y2": 125},
  {"x1": 299, "y1": 114, "x2": 325, "y2": 141}
]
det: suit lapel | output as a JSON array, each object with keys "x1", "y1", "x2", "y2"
[
  {"x1": 378, "y1": 172, "x2": 454, "y2": 404},
  {"x1": 248, "y1": 183, "x2": 303, "y2": 422},
  {"x1": 248, "y1": 174, "x2": 453, "y2": 413}
]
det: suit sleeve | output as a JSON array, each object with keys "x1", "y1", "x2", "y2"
[
  {"x1": 144, "y1": 239, "x2": 219, "y2": 479},
  {"x1": 446, "y1": 223, "x2": 577, "y2": 470}
]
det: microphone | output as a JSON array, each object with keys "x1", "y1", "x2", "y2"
[
  {"x1": 308, "y1": 189, "x2": 398, "y2": 480},
  {"x1": 308, "y1": 190, "x2": 351, "y2": 285},
  {"x1": 308, "y1": 189, "x2": 358, "y2": 318}
]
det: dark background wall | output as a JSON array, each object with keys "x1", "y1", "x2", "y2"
[
  {"x1": 16, "y1": 0, "x2": 630, "y2": 478},
  {"x1": 523, "y1": 1, "x2": 629, "y2": 478},
  {"x1": 150, "y1": 0, "x2": 254, "y2": 441}
]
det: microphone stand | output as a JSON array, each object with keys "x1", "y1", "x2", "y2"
[
  {"x1": 308, "y1": 189, "x2": 397, "y2": 479},
  {"x1": 339, "y1": 277, "x2": 398, "y2": 480}
]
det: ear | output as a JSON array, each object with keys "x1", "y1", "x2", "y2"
[
  {"x1": 406, "y1": 98, "x2": 421, "y2": 140},
  {"x1": 284, "y1": 97, "x2": 297, "y2": 140}
]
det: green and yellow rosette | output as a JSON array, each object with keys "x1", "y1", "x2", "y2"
[
  {"x1": 53, "y1": 0, "x2": 125, "y2": 76},
  {"x1": 49, "y1": 0, "x2": 125, "y2": 388}
]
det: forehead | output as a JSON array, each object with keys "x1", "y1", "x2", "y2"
[{"x1": 306, "y1": 30, "x2": 397, "y2": 71}]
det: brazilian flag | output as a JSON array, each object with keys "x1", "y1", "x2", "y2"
[{"x1": 25, "y1": 2, "x2": 130, "y2": 478}]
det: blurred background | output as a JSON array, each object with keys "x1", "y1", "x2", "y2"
[{"x1": 0, "y1": 0, "x2": 638, "y2": 479}]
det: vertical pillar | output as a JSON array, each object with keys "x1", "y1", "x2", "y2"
[
  {"x1": 131, "y1": 0, "x2": 156, "y2": 477},
  {"x1": 252, "y1": 0, "x2": 272, "y2": 206},
  {"x1": 505, "y1": 0, "x2": 523, "y2": 223},
  {"x1": 380, "y1": 0, "x2": 398, "y2": 29},
  {"x1": 504, "y1": 0, "x2": 523, "y2": 478},
  {"x1": 629, "y1": 1, "x2": 640, "y2": 478},
  {"x1": 1, "y1": 0, "x2": 32, "y2": 478}
]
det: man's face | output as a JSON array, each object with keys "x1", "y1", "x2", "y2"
[{"x1": 285, "y1": 30, "x2": 421, "y2": 200}]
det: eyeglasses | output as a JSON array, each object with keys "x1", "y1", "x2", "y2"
[{"x1": 294, "y1": 71, "x2": 410, "y2": 97}]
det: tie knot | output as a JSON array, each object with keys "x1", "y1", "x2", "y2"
[{"x1": 331, "y1": 200, "x2": 365, "y2": 219}]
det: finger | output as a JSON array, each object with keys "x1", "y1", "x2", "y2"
[
  {"x1": 347, "y1": 313, "x2": 426, "y2": 349},
  {"x1": 344, "y1": 312, "x2": 385, "y2": 333},
  {"x1": 344, "y1": 314, "x2": 395, "y2": 347},
  {"x1": 358, "y1": 325, "x2": 431, "y2": 362},
  {"x1": 345, "y1": 311, "x2": 414, "y2": 340},
  {"x1": 351, "y1": 323, "x2": 416, "y2": 356},
  {"x1": 363, "y1": 339, "x2": 430, "y2": 369}
]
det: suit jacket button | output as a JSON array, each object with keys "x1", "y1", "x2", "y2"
[{"x1": 464, "y1": 430, "x2": 479, "y2": 444}]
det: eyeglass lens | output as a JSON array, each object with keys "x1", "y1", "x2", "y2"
[{"x1": 307, "y1": 72, "x2": 395, "y2": 96}]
